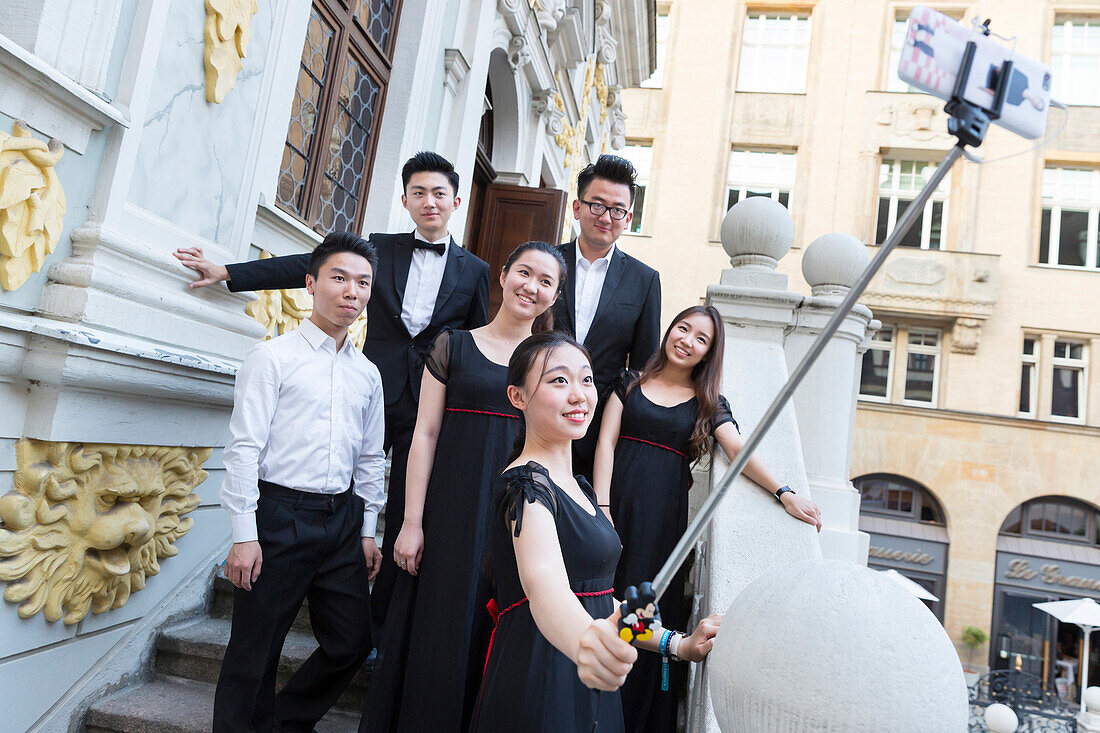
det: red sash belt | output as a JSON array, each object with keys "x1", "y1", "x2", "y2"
[
  {"x1": 619, "y1": 434, "x2": 688, "y2": 459},
  {"x1": 445, "y1": 408, "x2": 519, "y2": 419},
  {"x1": 483, "y1": 588, "x2": 614, "y2": 675}
]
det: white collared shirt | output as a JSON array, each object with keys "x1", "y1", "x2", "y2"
[
  {"x1": 401, "y1": 230, "x2": 450, "y2": 337},
  {"x1": 221, "y1": 318, "x2": 386, "y2": 543},
  {"x1": 574, "y1": 245, "x2": 616, "y2": 345}
]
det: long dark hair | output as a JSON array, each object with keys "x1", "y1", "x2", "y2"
[
  {"x1": 502, "y1": 241, "x2": 567, "y2": 333},
  {"x1": 502, "y1": 331, "x2": 591, "y2": 467},
  {"x1": 629, "y1": 305, "x2": 725, "y2": 462}
]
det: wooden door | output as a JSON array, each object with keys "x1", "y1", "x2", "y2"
[{"x1": 472, "y1": 184, "x2": 567, "y2": 315}]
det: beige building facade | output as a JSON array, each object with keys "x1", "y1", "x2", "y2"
[{"x1": 619, "y1": 0, "x2": 1100, "y2": 697}]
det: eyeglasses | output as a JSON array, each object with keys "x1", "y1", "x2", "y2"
[{"x1": 578, "y1": 199, "x2": 629, "y2": 221}]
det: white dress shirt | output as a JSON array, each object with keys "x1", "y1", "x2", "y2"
[
  {"x1": 222, "y1": 318, "x2": 386, "y2": 543},
  {"x1": 574, "y1": 245, "x2": 616, "y2": 345},
  {"x1": 401, "y1": 230, "x2": 450, "y2": 337}
]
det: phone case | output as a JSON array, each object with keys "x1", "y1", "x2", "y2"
[{"x1": 897, "y1": 6, "x2": 1051, "y2": 140}]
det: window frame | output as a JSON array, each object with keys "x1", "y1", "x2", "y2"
[
  {"x1": 901, "y1": 326, "x2": 942, "y2": 406},
  {"x1": 1051, "y1": 17, "x2": 1100, "y2": 107},
  {"x1": 859, "y1": 324, "x2": 896, "y2": 402},
  {"x1": 876, "y1": 158, "x2": 951, "y2": 250},
  {"x1": 1038, "y1": 165, "x2": 1100, "y2": 270},
  {"x1": 855, "y1": 474, "x2": 946, "y2": 526},
  {"x1": 619, "y1": 141, "x2": 653, "y2": 235},
  {"x1": 725, "y1": 148, "x2": 797, "y2": 216},
  {"x1": 736, "y1": 12, "x2": 812, "y2": 94},
  {"x1": 1018, "y1": 336, "x2": 1039, "y2": 418},
  {"x1": 275, "y1": 0, "x2": 402, "y2": 235},
  {"x1": 1049, "y1": 338, "x2": 1088, "y2": 424},
  {"x1": 640, "y1": 10, "x2": 670, "y2": 89},
  {"x1": 1000, "y1": 497, "x2": 1100, "y2": 546}
]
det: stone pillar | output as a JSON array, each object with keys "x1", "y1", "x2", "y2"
[
  {"x1": 784, "y1": 233, "x2": 874, "y2": 565},
  {"x1": 687, "y1": 197, "x2": 822, "y2": 733}
]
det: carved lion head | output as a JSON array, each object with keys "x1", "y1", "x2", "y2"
[{"x1": 0, "y1": 440, "x2": 210, "y2": 624}]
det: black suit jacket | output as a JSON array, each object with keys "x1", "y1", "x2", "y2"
[
  {"x1": 225, "y1": 232, "x2": 491, "y2": 407},
  {"x1": 553, "y1": 241, "x2": 661, "y2": 396}
]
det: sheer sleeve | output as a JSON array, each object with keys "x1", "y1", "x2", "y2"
[
  {"x1": 496, "y1": 464, "x2": 557, "y2": 538},
  {"x1": 613, "y1": 368, "x2": 638, "y2": 402},
  {"x1": 712, "y1": 395, "x2": 739, "y2": 435},
  {"x1": 424, "y1": 329, "x2": 453, "y2": 383}
]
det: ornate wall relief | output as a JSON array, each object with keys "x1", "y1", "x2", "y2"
[
  {"x1": 0, "y1": 121, "x2": 66, "y2": 292},
  {"x1": 0, "y1": 440, "x2": 211, "y2": 624},
  {"x1": 245, "y1": 251, "x2": 369, "y2": 350},
  {"x1": 203, "y1": 0, "x2": 259, "y2": 103}
]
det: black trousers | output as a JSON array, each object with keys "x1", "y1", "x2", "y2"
[
  {"x1": 371, "y1": 386, "x2": 417, "y2": 637},
  {"x1": 213, "y1": 483, "x2": 372, "y2": 733}
]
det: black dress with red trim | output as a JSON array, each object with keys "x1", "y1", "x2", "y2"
[
  {"x1": 361, "y1": 329, "x2": 521, "y2": 733},
  {"x1": 609, "y1": 368, "x2": 735, "y2": 733},
  {"x1": 473, "y1": 462, "x2": 624, "y2": 733}
]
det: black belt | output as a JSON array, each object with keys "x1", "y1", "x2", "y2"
[{"x1": 258, "y1": 480, "x2": 354, "y2": 510}]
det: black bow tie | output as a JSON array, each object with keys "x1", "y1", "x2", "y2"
[{"x1": 413, "y1": 239, "x2": 446, "y2": 255}]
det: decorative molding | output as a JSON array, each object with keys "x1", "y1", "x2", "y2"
[
  {"x1": 0, "y1": 121, "x2": 66, "y2": 292},
  {"x1": 246, "y1": 251, "x2": 368, "y2": 350},
  {"x1": 443, "y1": 48, "x2": 470, "y2": 96},
  {"x1": 594, "y1": 0, "x2": 619, "y2": 66},
  {"x1": 0, "y1": 439, "x2": 211, "y2": 624},
  {"x1": 507, "y1": 34, "x2": 532, "y2": 72},
  {"x1": 951, "y1": 317, "x2": 983, "y2": 354},
  {"x1": 203, "y1": 0, "x2": 259, "y2": 104},
  {"x1": 532, "y1": 0, "x2": 567, "y2": 33},
  {"x1": 532, "y1": 89, "x2": 565, "y2": 137}
]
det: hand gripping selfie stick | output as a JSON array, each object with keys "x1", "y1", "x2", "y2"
[{"x1": 618, "y1": 19, "x2": 1019, "y2": 641}]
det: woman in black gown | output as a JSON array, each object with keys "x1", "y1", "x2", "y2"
[
  {"x1": 474, "y1": 332, "x2": 722, "y2": 733},
  {"x1": 361, "y1": 242, "x2": 567, "y2": 732},
  {"x1": 592, "y1": 305, "x2": 823, "y2": 733}
]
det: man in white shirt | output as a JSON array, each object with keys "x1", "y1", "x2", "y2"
[{"x1": 213, "y1": 232, "x2": 385, "y2": 733}]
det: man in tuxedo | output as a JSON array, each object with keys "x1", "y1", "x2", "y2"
[
  {"x1": 555, "y1": 154, "x2": 662, "y2": 479},
  {"x1": 174, "y1": 151, "x2": 490, "y2": 633}
]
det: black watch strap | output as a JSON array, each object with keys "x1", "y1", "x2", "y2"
[{"x1": 774, "y1": 485, "x2": 795, "y2": 503}]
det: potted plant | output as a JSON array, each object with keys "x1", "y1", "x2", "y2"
[{"x1": 962, "y1": 625, "x2": 990, "y2": 678}]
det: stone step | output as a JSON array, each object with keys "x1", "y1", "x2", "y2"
[
  {"x1": 155, "y1": 617, "x2": 370, "y2": 711},
  {"x1": 210, "y1": 574, "x2": 313, "y2": 633},
  {"x1": 85, "y1": 675, "x2": 360, "y2": 733}
]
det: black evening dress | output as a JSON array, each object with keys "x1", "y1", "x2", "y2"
[
  {"x1": 361, "y1": 330, "x2": 521, "y2": 733},
  {"x1": 609, "y1": 369, "x2": 735, "y2": 733},
  {"x1": 473, "y1": 462, "x2": 624, "y2": 732}
]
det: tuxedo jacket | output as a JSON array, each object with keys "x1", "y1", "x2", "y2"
[
  {"x1": 553, "y1": 241, "x2": 662, "y2": 395},
  {"x1": 225, "y1": 232, "x2": 491, "y2": 407}
]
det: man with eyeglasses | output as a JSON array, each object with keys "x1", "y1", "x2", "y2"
[{"x1": 555, "y1": 154, "x2": 662, "y2": 480}]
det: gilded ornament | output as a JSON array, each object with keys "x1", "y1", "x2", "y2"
[
  {"x1": 204, "y1": 0, "x2": 259, "y2": 103},
  {"x1": 0, "y1": 122, "x2": 66, "y2": 292},
  {"x1": 594, "y1": 62, "x2": 609, "y2": 123},
  {"x1": 245, "y1": 251, "x2": 369, "y2": 350},
  {"x1": 0, "y1": 440, "x2": 211, "y2": 624}
]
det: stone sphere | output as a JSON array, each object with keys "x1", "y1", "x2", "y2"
[
  {"x1": 802, "y1": 233, "x2": 870, "y2": 295},
  {"x1": 708, "y1": 560, "x2": 968, "y2": 732},
  {"x1": 983, "y1": 703, "x2": 1018, "y2": 733},
  {"x1": 1086, "y1": 686, "x2": 1100, "y2": 709},
  {"x1": 720, "y1": 196, "x2": 793, "y2": 269}
]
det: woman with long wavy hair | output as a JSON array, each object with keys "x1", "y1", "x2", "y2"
[{"x1": 592, "y1": 304, "x2": 822, "y2": 733}]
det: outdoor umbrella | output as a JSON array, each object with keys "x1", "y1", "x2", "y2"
[
  {"x1": 1033, "y1": 597, "x2": 1100, "y2": 715},
  {"x1": 879, "y1": 569, "x2": 939, "y2": 602}
]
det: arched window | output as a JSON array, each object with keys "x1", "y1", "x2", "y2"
[
  {"x1": 855, "y1": 473, "x2": 945, "y2": 525},
  {"x1": 999, "y1": 496, "x2": 1100, "y2": 546}
]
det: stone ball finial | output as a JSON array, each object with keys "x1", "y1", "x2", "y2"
[
  {"x1": 802, "y1": 233, "x2": 870, "y2": 296},
  {"x1": 983, "y1": 704, "x2": 1019, "y2": 733},
  {"x1": 708, "y1": 560, "x2": 968, "y2": 732},
  {"x1": 1086, "y1": 686, "x2": 1100, "y2": 710},
  {"x1": 720, "y1": 197, "x2": 793, "y2": 271}
]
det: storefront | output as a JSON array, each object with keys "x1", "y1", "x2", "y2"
[
  {"x1": 992, "y1": 496, "x2": 1100, "y2": 700},
  {"x1": 855, "y1": 474, "x2": 949, "y2": 621}
]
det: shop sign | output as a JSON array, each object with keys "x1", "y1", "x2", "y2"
[
  {"x1": 996, "y1": 553, "x2": 1100, "y2": 597},
  {"x1": 866, "y1": 533, "x2": 946, "y2": 575}
]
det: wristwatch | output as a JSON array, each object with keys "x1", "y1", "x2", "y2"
[{"x1": 774, "y1": 485, "x2": 795, "y2": 503}]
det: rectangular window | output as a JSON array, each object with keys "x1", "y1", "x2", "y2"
[
  {"x1": 736, "y1": 13, "x2": 812, "y2": 94},
  {"x1": 876, "y1": 159, "x2": 951, "y2": 249},
  {"x1": 1019, "y1": 337, "x2": 1038, "y2": 417},
  {"x1": 640, "y1": 11, "x2": 670, "y2": 89},
  {"x1": 1051, "y1": 339, "x2": 1087, "y2": 421},
  {"x1": 1039, "y1": 166, "x2": 1100, "y2": 268},
  {"x1": 1052, "y1": 18, "x2": 1100, "y2": 106},
  {"x1": 726, "y1": 149, "x2": 796, "y2": 213},
  {"x1": 859, "y1": 325, "x2": 894, "y2": 400},
  {"x1": 619, "y1": 142, "x2": 652, "y2": 234},
  {"x1": 903, "y1": 328, "x2": 940, "y2": 404},
  {"x1": 275, "y1": 0, "x2": 400, "y2": 234},
  {"x1": 886, "y1": 15, "x2": 919, "y2": 92}
]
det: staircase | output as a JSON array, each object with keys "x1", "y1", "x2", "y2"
[{"x1": 85, "y1": 575, "x2": 368, "y2": 732}]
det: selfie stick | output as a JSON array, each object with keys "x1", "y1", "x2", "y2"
[{"x1": 618, "y1": 24, "x2": 1015, "y2": 629}]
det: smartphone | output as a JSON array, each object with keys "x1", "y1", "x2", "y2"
[{"x1": 897, "y1": 6, "x2": 1051, "y2": 140}]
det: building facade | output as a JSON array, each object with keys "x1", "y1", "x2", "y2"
[
  {"x1": 0, "y1": 0, "x2": 653, "y2": 728},
  {"x1": 620, "y1": 0, "x2": 1100, "y2": 700}
]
